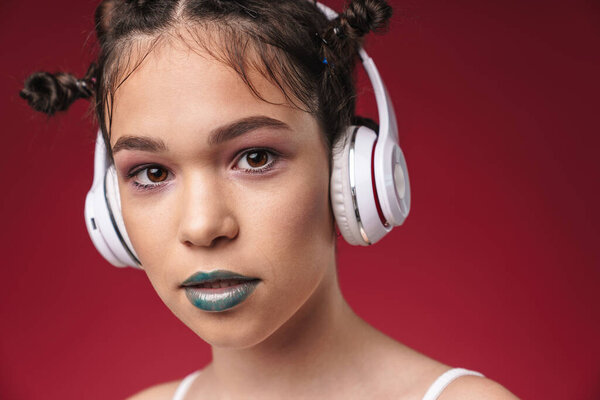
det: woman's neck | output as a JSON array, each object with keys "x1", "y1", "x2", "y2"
[{"x1": 205, "y1": 263, "x2": 378, "y2": 399}]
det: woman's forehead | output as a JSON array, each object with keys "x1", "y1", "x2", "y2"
[{"x1": 109, "y1": 39, "x2": 305, "y2": 145}]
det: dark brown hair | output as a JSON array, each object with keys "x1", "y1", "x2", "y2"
[{"x1": 20, "y1": 0, "x2": 393, "y2": 158}]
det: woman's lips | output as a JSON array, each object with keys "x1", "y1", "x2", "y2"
[
  {"x1": 180, "y1": 269, "x2": 261, "y2": 312},
  {"x1": 189, "y1": 278, "x2": 252, "y2": 289},
  {"x1": 180, "y1": 269, "x2": 259, "y2": 287}
]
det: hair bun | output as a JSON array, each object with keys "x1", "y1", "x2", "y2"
[
  {"x1": 95, "y1": 0, "x2": 119, "y2": 43},
  {"x1": 340, "y1": 0, "x2": 393, "y2": 39},
  {"x1": 19, "y1": 71, "x2": 91, "y2": 116}
]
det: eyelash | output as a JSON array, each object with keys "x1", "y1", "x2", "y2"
[{"x1": 126, "y1": 148, "x2": 280, "y2": 192}]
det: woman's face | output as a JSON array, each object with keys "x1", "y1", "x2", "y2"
[{"x1": 109, "y1": 39, "x2": 336, "y2": 348}]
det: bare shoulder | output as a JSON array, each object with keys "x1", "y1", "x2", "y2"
[
  {"x1": 361, "y1": 332, "x2": 518, "y2": 400},
  {"x1": 125, "y1": 379, "x2": 182, "y2": 400},
  {"x1": 438, "y1": 375, "x2": 519, "y2": 400}
]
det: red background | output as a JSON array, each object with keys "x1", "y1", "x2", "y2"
[{"x1": 1, "y1": 0, "x2": 599, "y2": 398}]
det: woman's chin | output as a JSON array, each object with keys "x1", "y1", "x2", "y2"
[{"x1": 189, "y1": 320, "x2": 279, "y2": 349}]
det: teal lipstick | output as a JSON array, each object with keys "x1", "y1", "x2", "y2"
[{"x1": 181, "y1": 269, "x2": 260, "y2": 312}]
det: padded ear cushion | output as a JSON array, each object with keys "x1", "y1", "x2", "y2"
[
  {"x1": 105, "y1": 165, "x2": 141, "y2": 265},
  {"x1": 330, "y1": 126, "x2": 368, "y2": 246}
]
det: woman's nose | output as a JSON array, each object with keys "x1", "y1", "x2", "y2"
[{"x1": 176, "y1": 175, "x2": 239, "y2": 248}]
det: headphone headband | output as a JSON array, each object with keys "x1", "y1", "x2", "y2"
[{"x1": 313, "y1": 1, "x2": 397, "y2": 144}]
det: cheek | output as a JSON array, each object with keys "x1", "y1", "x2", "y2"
[
  {"x1": 119, "y1": 185, "x2": 179, "y2": 283},
  {"x1": 270, "y1": 177, "x2": 331, "y2": 255},
  {"x1": 122, "y1": 196, "x2": 165, "y2": 254},
  {"x1": 244, "y1": 156, "x2": 335, "y2": 289}
]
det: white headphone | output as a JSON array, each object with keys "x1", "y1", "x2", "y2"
[{"x1": 83, "y1": 0, "x2": 411, "y2": 269}]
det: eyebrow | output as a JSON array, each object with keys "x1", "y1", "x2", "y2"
[{"x1": 112, "y1": 115, "x2": 292, "y2": 154}]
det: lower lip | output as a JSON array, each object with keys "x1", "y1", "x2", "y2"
[{"x1": 183, "y1": 280, "x2": 261, "y2": 312}]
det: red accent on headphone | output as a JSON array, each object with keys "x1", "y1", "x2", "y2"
[{"x1": 371, "y1": 142, "x2": 387, "y2": 226}]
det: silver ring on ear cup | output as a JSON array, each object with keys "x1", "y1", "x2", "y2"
[
  {"x1": 348, "y1": 127, "x2": 370, "y2": 244},
  {"x1": 331, "y1": 126, "x2": 390, "y2": 246},
  {"x1": 331, "y1": 127, "x2": 366, "y2": 245},
  {"x1": 104, "y1": 166, "x2": 141, "y2": 266}
]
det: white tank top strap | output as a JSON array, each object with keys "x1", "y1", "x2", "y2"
[
  {"x1": 421, "y1": 367, "x2": 485, "y2": 400},
  {"x1": 172, "y1": 370, "x2": 202, "y2": 400}
]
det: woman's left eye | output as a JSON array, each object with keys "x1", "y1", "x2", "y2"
[
  {"x1": 128, "y1": 165, "x2": 172, "y2": 191},
  {"x1": 235, "y1": 149, "x2": 277, "y2": 173}
]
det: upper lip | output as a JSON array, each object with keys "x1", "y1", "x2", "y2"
[{"x1": 180, "y1": 269, "x2": 259, "y2": 288}]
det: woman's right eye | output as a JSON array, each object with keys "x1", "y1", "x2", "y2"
[{"x1": 128, "y1": 165, "x2": 172, "y2": 191}]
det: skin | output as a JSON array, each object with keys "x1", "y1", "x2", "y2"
[{"x1": 109, "y1": 31, "x2": 518, "y2": 400}]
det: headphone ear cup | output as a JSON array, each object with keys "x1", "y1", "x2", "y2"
[
  {"x1": 84, "y1": 130, "x2": 141, "y2": 268},
  {"x1": 330, "y1": 126, "x2": 369, "y2": 246},
  {"x1": 104, "y1": 166, "x2": 141, "y2": 265},
  {"x1": 84, "y1": 169, "x2": 141, "y2": 268},
  {"x1": 331, "y1": 125, "x2": 391, "y2": 246}
]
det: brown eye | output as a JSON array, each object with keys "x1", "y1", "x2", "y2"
[
  {"x1": 235, "y1": 149, "x2": 277, "y2": 173},
  {"x1": 147, "y1": 167, "x2": 168, "y2": 182},
  {"x1": 132, "y1": 165, "x2": 171, "y2": 189},
  {"x1": 246, "y1": 151, "x2": 268, "y2": 168}
]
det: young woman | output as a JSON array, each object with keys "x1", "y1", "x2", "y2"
[{"x1": 20, "y1": 0, "x2": 518, "y2": 399}]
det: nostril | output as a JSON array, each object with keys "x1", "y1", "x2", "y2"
[
  {"x1": 207, "y1": 236, "x2": 230, "y2": 248},
  {"x1": 182, "y1": 235, "x2": 230, "y2": 249},
  {"x1": 177, "y1": 213, "x2": 239, "y2": 248},
  {"x1": 184, "y1": 240, "x2": 198, "y2": 248}
]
